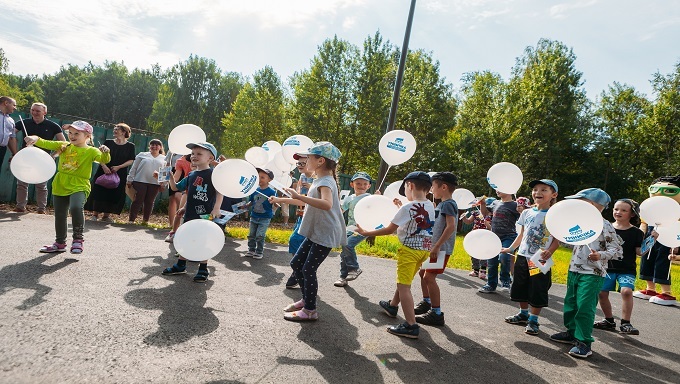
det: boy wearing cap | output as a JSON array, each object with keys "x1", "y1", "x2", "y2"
[
  {"x1": 550, "y1": 188, "x2": 623, "y2": 358},
  {"x1": 164, "y1": 142, "x2": 223, "y2": 282},
  {"x1": 357, "y1": 171, "x2": 435, "y2": 339},
  {"x1": 244, "y1": 168, "x2": 277, "y2": 260},
  {"x1": 501, "y1": 179, "x2": 559, "y2": 336},
  {"x1": 334, "y1": 171, "x2": 373, "y2": 287}
]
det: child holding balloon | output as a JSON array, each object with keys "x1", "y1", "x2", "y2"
[
  {"x1": 479, "y1": 191, "x2": 520, "y2": 293},
  {"x1": 271, "y1": 142, "x2": 346, "y2": 321},
  {"x1": 284, "y1": 156, "x2": 314, "y2": 289},
  {"x1": 163, "y1": 142, "x2": 223, "y2": 283},
  {"x1": 243, "y1": 168, "x2": 277, "y2": 260},
  {"x1": 549, "y1": 188, "x2": 622, "y2": 358},
  {"x1": 26, "y1": 121, "x2": 111, "y2": 254},
  {"x1": 501, "y1": 179, "x2": 559, "y2": 336},
  {"x1": 461, "y1": 198, "x2": 492, "y2": 279}
]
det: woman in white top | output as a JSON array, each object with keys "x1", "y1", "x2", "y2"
[{"x1": 127, "y1": 139, "x2": 165, "y2": 224}]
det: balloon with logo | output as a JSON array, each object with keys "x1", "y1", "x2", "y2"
[
  {"x1": 168, "y1": 124, "x2": 205, "y2": 155},
  {"x1": 452, "y1": 188, "x2": 476, "y2": 210},
  {"x1": 487, "y1": 162, "x2": 523, "y2": 194},
  {"x1": 354, "y1": 195, "x2": 399, "y2": 230},
  {"x1": 244, "y1": 146, "x2": 269, "y2": 168},
  {"x1": 273, "y1": 149, "x2": 295, "y2": 173},
  {"x1": 378, "y1": 130, "x2": 417, "y2": 166},
  {"x1": 281, "y1": 135, "x2": 314, "y2": 165},
  {"x1": 10, "y1": 147, "x2": 56, "y2": 184},
  {"x1": 262, "y1": 140, "x2": 282, "y2": 161},
  {"x1": 212, "y1": 159, "x2": 259, "y2": 198},
  {"x1": 545, "y1": 199, "x2": 603, "y2": 245},
  {"x1": 463, "y1": 229, "x2": 502, "y2": 260},
  {"x1": 173, "y1": 219, "x2": 225, "y2": 261},
  {"x1": 639, "y1": 196, "x2": 680, "y2": 226},
  {"x1": 655, "y1": 221, "x2": 680, "y2": 248},
  {"x1": 383, "y1": 181, "x2": 409, "y2": 206}
]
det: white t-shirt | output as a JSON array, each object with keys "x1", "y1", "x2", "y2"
[
  {"x1": 517, "y1": 207, "x2": 554, "y2": 258},
  {"x1": 391, "y1": 199, "x2": 436, "y2": 250}
]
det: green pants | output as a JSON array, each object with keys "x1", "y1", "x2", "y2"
[
  {"x1": 53, "y1": 192, "x2": 87, "y2": 244},
  {"x1": 563, "y1": 271, "x2": 604, "y2": 345}
]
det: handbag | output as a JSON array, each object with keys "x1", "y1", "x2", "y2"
[{"x1": 95, "y1": 172, "x2": 120, "y2": 189}]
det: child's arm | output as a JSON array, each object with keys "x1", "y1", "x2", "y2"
[
  {"x1": 588, "y1": 225, "x2": 623, "y2": 262},
  {"x1": 540, "y1": 237, "x2": 560, "y2": 260},
  {"x1": 500, "y1": 226, "x2": 524, "y2": 254},
  {"x1": 430, "y1": 214, "x2": 457, "y2": 259},
  {"x1": 269, "y1": 196, "x2": 305, "y2": 207},
  {"x1": 356, "y1": 222, "x2": 399, "y2": 237},
  {"x1": 211, "y1": 193, "x2": 223, "y2": 218},
  {"x1": 286, "y1": 186, "x2": 332, "y2": 211},
  {"x1": 96, "y1": 145, "x2": 111, "y2": 165}
]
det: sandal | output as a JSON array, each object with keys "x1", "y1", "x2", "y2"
[
  {"x1": 162, "y1": 265, "x2": 187, "y2": 275},
  {"x1": 283, "y1": 299, "x2": 305, "y2": 312},
  {"x1": 39, "y1": 242, "x2": 67, "y2": 253},
  {"x1": 70, "y1": 240, "x2": 84, "y2": 254},
  {"x1": 284, "y1": 308, "x2": 318, "y2": 322},
  {"x1": 193, "y1": 269, "x2": 209, "y2": 283}
]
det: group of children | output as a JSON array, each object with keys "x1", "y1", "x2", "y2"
[{"x1": 27, "y1": 123, "x2": 677, "y2": 358}]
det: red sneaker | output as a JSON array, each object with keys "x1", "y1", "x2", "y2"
[
  {"x1": 649, "y1": 293, "x2": 677, "y2": 306},
  {"x1": 632, "y1": 289, "x2": 657, "y2": 300}
]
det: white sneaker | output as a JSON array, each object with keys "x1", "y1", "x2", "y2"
[
  {"x1": 164, "y1": 232, "x2": 175, "y2": 243},
  {"x1": 242, "y1": 250, "x2": 256, "y2": 258},
  {"x1": 345, "y1": 269, "x2": 363, "y2": 281},
  {"x1": 334, "y1": 278, "x2": 348, "y2": 287},
  {"x1": 252, "y1": 253, "x2": 263, "y2": 260}
]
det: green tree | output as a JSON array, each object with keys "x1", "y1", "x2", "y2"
[{"x1": 649, "y1": 61, "x2": 680, "y2": 176}]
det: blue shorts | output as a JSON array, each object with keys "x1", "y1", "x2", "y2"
[{"x1": 601, "y1": 273, "x2": 636, "y2": 292}]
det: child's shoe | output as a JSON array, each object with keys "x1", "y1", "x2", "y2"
[
  {"x1": 478, "y1": 284, "x2": 496, "y2": 293},
  {"x1": 334, "y1": 278, "x2": 348, "y2": 287},
  {"x1": 387, "y1": 322, "x2": 420, "y2": 339},
  {"x1": 649, "y1": 293, "x2": 677, "y2": 306},
  {"x1": 242, "y1": 250, "x2": 256, "y2": 258},
  {"x1": 164, "y1": 231, "x2": 175, "y2": 243},
  {"x1": 478, "y1": 270, "x2": 487, "y2": 280},
  {"x1": 283, "y1": 299, "x2": 305, "y2": 312},
  {"x1": 619, "y1": 323, "x2": 640, "y2": 335},
  {"x1": 549, "y1": 331, "x2": 576, "y2": 344},
  {"x1": 162, "y1": 264, "x2": 187, "y2": 275},
  {"x1": 593, "y1": 318, "x2": 616, "y2": 331},
  {"x1": 414, "y1": 300, "x2": 431, "y2": 315},
  {"x1": 468, "y1": 270, "x2": 479, "y2": 277},
  {"x1": 379, "y1": 300, "x2": 398, "y2": 317},
  {"x1": 39, "y1": 242, "x2": 67, "y2": 253},
  {"x1": 568, "y1": 341, "x2": 592, "y2": 358},
  {"x1": 193, "y1": 269, "x2": 209, "y2": 283},
  {"x1": 632, "y1": 289, "x2": 657, "y2": 300},
  {"x1": 345, "y1": 269, "x2": 362, "y2": 281},
  {"x1": 505, "y1": 312, "x2": 529, "y2": 325},
  {"x1": 70, "y1": 239, "x2": 84, "y2": 254},
  {"x1": 415, "y1": 309, "x2": 445, "y2": 326},
  {"x1": 525, "y1": 320, "x2": 540, "y2": 335},
  {"x1": 284, "y1": 308, "x2": 318, "y2": 322},
  {"x1": 252, "y1": 253, "x2": 263, "y2": 260}
]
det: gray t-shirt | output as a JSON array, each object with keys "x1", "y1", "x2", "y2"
[
  {"x1": 298, "y1": 175, "x2": 347, "y2": 248},
  {"x1": 491, "y1": 201, "x2": 520, "y2": 238},
  {"x1": 432, "y1": 199, "x2": 458, "y2": 254}
]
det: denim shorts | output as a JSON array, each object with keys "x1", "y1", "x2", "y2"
[{"x1": 601, "y1": 273, "x2": 636, "y2": 291}]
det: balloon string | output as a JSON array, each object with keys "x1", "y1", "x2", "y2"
[
  {"x1": 255, "y1": 190, "x2": 280, "y2": 208},
  {"x1": 18, "y1": 118, "x2": 28, "y2": 138},
  {"x1": 668, "y1": 248, "x2": 675, "y2": 281},
  {"x1": 376, "y1": 165, "x2": 391, "y2": 192},
  {"x1": 586, "y1": 244, "x2": 610, "y2": 279}
]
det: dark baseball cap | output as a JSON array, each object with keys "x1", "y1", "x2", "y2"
[
  {"x1": 256, "y1": 168, "x2": 275, "y2": 180},
  {"x1": 431, "y1": 172, "x2": 458, "y2": 186},
  {"x1": 399, "y1": 171, "x2": 432, "y2": 196}
]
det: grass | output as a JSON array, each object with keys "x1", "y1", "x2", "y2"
[{"x1": 225, "y1": 226, "x2": 680, "y2": 297}]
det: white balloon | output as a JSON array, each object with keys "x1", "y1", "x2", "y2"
[
  {"x1": 463, "y1": 229, "x2": 502, "y2": 260},
  {"x1": 354, "y1": 195, "x2": 399, "y2": 231},
  {"x1": 173, "y1": 219, "x2": 225, "y2": 261},
  {"x1": 168, "y1": 124, "x2": 206, "y2": 155},
  {"x1": 655, "y1": 221, "x2": 680, "y2": 248},
  {"x1": 452, "y1": 188, "x2": 476, "y2": 210},
  {"x1": 640, "y1": 196, "x2": 680, "y2": 226},
  {"x1": 273, "y1": 149, "x2": 295, "y2": 173},
  {"x1": 545, "y1": 199, "x2": 604, "y2": 246},
  {"x1": 10, "y1": 147, "x2": 56, "y2": 184},
  {"x1": 245, "y1": 147, "x2": 269, "y2": 168},
  {"x1": 383, "y1": 182, "x2": 409, "y2": 205},
  {"x1": 378, "y1": 130, "x2": 417, "y2": 166},
  {"x1": 274, "y1": 172, "x2": 293, "y2": 189},
  {"x1": 262, "y1": 140, "x2": 282, "y2": 156},
  {"x1": 281, "y1": 135, "x2": 314, "y2": 165},
  {"x1": 212, "y1": 159, "x2": 259, "y2": 198},
  {"x1": 487, "y1": 162, "x2": 523, "y2": 194}
]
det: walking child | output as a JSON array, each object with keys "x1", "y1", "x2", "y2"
[
  {"x1": 163, "y1": 142, "x2": 223, "y2": 283},
  {"x1": 244, "y1": 168, "x2": 276, "y2": 260},
  {"x1": 550, "y1": 188, "x2": 623, "y2": 358},
  {"x1": 479, "y1": 191, "x2": 520, "y2": 293},
  {"x1": 501, "y1": 179, "x2": 560, "y2": 336},
  {"x1": 270, "y1": 142, "x2": 346, "y2": 321},
  {"x1": 357, "y1": 171, "x2": 435, "y2": 339},
  {"x1": 334, "y1": 171, "x2": 373, "y2": 287},
  {"x1": 461, "y1": 197, "x2": 492, "y2": 279},
  {"x1": 27, "y1": 121, "x2": 111, "y2": 254},
  {"x1": 284, "y1": 156, "x2": 314, "y2": 289}
]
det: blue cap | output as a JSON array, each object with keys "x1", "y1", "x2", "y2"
[
  {"x1": 186, "y1": 142, "x2": 217, "y2": 159},
  {"x1": 294, "y1": 141, "x2": 341, "y2": 162},
  {"x1": 398, "y1": 171, "x2": 432, "y2": 196},
  {"x1": 565, "y1": 188, "x2": 611, "y2": 209},
  {"x1": 351, "y1": 171, "x2": 373, "y2": 183},
  {"x1": 529, "y1": 179, "x2": 558, "y2": 193}
]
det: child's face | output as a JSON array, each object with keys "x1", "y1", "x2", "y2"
[
  {"x1": 430, "y1": 181, "x2": 447, "y2": 200},
  {"x1": 517, "y1": 205, "x2": 526, "y2": 213},
  {"x1": 613, "y1": 200, "x2": 634, "y2": 223},
  {"x1": 296, "y1": 157, "x2": 308, "y2": 172},
  {"x1": 531, "y1": 184, "x2": 557, "y2": 206},
  {"x1": 351, "y1": 179, "x2": 370, "y2": 194},
  {"x1": 305, "y1": 155, "x2": 324, "y2": 173},
  {"x1": 67, "y1": 128, "x2": 89, "y2": 146},
  {"x1": 190, "y1": 147, "x2": 213, "y2": 167},
  {"x1": 258, "y1": 171, "x2": 271, "y2": 187}
]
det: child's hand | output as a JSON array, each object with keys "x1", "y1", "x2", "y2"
[
  {"x1": 99, "y1": 145, "x2": 110, "y2": 153},
  {"x1": 355, "y1": 224, "x2": 367, "y2": 236},
  {"x1": 651, "y1": 230, "x2": 659, "y2": 240},
  {"x1": 177, "y1": 207, "x2": 186, "y2": 216},
  {"x1": 268, "y1": 196, "x2": 280, "y2": 204},
  {"x1": 374, "y1": 190, "x2": 382, "y2": 195},
  {"x1": 392, "y1": 198, "x2": 403, "y2": 208},
  {"x1": 669, "y1": 254, "x2": 679, "y2": 261},
  {"x1": 286, "y1": 187, "x2": 301, "y2": 199},
  {"x1": 429, "y1": 245, "x2": 441, "y2": 261},
  {"x1": 217, "y1": 154, "x2": 227, "y2": 162},
  {"x1": 500, "y1": 247, "x2": 512, "y2": 254},
  {"x1": 24, "y1": 135, "x2": 38, "y2": 146},
  {"x1": 211, "y1": 207, "x2": 221, "y2": 219},
  {"x1": 540, "y1": 249, "x2": 553, "y2": 261},
  {"x1": 588, "y1": 249, "x2": 601, "y2": 261}
]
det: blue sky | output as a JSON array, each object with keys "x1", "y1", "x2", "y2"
[{"x1": 1, "y1": 0, "x2": 678, "y2": 100}]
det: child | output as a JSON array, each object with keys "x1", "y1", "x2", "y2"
[
  {"x1": 594, "y1": 198, "x2": 643, "y2": 335},
  {"x1": 357, "y1": 171, "x2": 435, "y2": 339},
  {"x1": 461, "y1": 197, "x2": 492, "y2": 279},
  {"x1": 516, "y1": 197, "x2": 532, "y2": 213},
  {"x1": 284, "y1": 156, "x2": 314, "y2": 289},
  {"x1": 633, "y1": 175, "x2": 680, "y2": 306},
  {"x1": 334, "y1": 171, "x2": 373, "y2": 287},
  {"x1": 271, "y1": 142, "x2": 346, "y2": 321},
  {"x1": 501, "y1": 179, "x2": 559, "y2": 336},
  {"x1": 479, "y1": 191, "x2": 520, "y2": 293},
  {"x1": 414, "y1": 172, "x2": 458, "y2": 326},
  {"x1": 163, "y1": 142, "x2": 223, "y2": 283},
  {"x1": 244, "y1": 168, "x2": 277, "y2": 259},
  {"x1": 550, "y1": 188, "x2": 622, "y2": 358},
  {"x1": 27, "y1": 121, "x2": 111, "y2": 254},
  {"x1": 165, "y1": 162, "x2": 198, "y2": 244}
]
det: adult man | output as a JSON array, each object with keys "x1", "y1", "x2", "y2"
[
  {"x1": 14, "y1": 103, "x2": 65, "y2": 213},
  {"x1": 0, "y1": 96, "x2": 18, "y2": 175}
]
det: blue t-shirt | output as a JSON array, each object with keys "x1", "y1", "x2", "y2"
[
  {"x1": 176, "y1": 168, "x2": 218, "y2": 221},
  {"x1": 249, "y1": 186, "x2": 276, "y2": 219}
]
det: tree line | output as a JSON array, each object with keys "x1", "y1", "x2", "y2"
[{"x1": 0, "y1": 32, "x2": 678, "y2": 203}]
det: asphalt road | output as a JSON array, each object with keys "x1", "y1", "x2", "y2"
[{"x1": 1, "y1": 211, "x2": 679, "y2": 383}]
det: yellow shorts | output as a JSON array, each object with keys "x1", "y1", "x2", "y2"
[{"x1": 396, "y1": 246, "x2": 429, "y2": 285}]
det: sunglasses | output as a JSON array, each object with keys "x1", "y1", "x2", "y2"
[
  {"x1": 296, "y1": 161, "x2": 307, "y2": 166},
  {"x1": 648, "y1": 185, "x2": 680, "y2": 196}
]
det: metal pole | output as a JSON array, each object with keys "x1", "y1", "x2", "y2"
[
  {"x1": 376, "y1": 0, "x2": 416, "y2": 191},
  {"x1": 604, "y1": 152, "x2": 610, "y2": 190}
]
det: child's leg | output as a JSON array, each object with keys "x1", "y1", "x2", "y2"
[
  {"x1": 471, "y1": 256, "x2": 479, "y2": 271},
  {"x1": 418, "y1": 269, "x2": 429, "y2": 298},
  {"x1": 397, "y1": 283, "x2": 416, "y2": 324},
  {"x1": 294, "y1": 240, "x2": 331, "y2": 311},
  {"x1": 571, "y1": 274, "x2": 603, "y2": 345},
  {"x1": 254, "y1": 218, "x2": 270, "y2": 255},
  {"x1": 168, "y1": 192, "x2": 180, "y2": 229},
  {"x1": 621, "y1": 287, "x2": 634, "y2": 320},
  {"x1": 68, "y1": 192, "x2": 87, "y2": 240},
  {"x1": 172, "y1": 207, "x2": 184, "y2": 232},
  {"x1": 339, "y1": 232, "x2": 365, "y2": 278},
  {"x1": 291, "y1": 239, "x2": 314, "y2": 299},
  {"x1": 247, "y1": 219, "x2": 258, "y2": 252},
  {"x1": 52, "y1": 195, "x2": 70, "y2": 244},
  {"x1": 422, "y1": 272, "x2": 440, "y2": 308},
  {"x1": 598, "y1": 291, "x2": 613, "y2": 318}
]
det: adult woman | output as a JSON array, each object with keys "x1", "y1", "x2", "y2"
[
  {"x1": 127, "y1": 139, "x2": 166, "y2": 224},
  {"x1": 86, "y1": 123, "x2": 136, "y2": 222}
]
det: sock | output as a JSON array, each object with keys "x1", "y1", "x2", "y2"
[
  {"x1": 423, "y1": 297, "x2": 431, "y2": 304},
  {"x1": 605, "y1": 317, "x2": 615, "y2": 324},
  {"x1": 198, "y1": 263, "x2": 208, "y2": 272},
  {"x1": 520, "y1": 308, "x2": 529, "y2": 316},
  {"x1": 177, "y1": 259, "x2": 187, "y2": 269},
  {"x1": 432, "y1": 307, "x2": 442, "y2": 315},
  {"x1": 528, "y1": 314, "x2": 539, "y2": 323},
  {"x1": 621, "y1": 319, "x2": 630, "y2": 324}
]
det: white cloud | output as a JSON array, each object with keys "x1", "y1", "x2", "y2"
[{"x1": 549, "y1": 0, "x2": 598, "y2": 19}]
